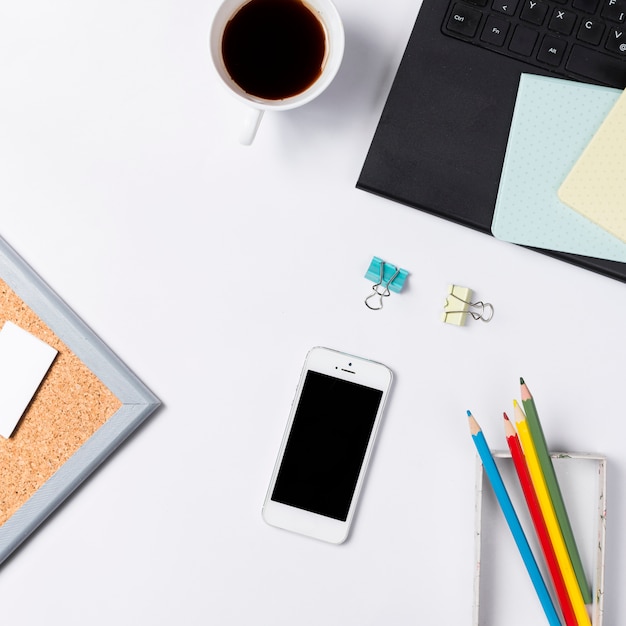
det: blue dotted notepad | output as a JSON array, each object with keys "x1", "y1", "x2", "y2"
[{"x1": 491, "y1": 74, "x2": 626, "y2": 262}]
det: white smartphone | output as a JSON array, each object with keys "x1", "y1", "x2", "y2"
[{"x1": 262, "y1": 347, "x2": 393, "y2": 544}]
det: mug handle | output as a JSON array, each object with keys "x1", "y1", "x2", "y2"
[{"x1": 240, "y1": 108, "x2": 264, "y2": 145}]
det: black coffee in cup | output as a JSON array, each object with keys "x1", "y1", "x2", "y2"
[{"x1": 222, "y1": 0, "x2": 327, "y2": 100}]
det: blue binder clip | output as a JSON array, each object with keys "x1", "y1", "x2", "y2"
[{"x1": 364, "y1": 257, "x2": 408, "y2": 310}]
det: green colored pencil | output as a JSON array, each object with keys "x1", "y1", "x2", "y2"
[{"x1": 520, "y1": 377, "x2": 592, "y2": 605}]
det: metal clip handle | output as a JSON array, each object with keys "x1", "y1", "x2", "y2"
[{"x1": 364, "y1": 263, "x2": 400, "y2": 310}]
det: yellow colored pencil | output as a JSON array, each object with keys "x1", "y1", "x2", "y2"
[{"x1": 513, "y1": 400, "x2": 591, "y2": 626}]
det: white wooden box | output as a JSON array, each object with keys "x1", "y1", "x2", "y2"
[{"x1": 473, "y1": 452, "x2": 606, "y2": 626}]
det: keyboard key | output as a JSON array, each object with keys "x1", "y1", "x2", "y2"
[
  {"x1": 509, "y1": 23, "x2": 539, "y2": 54},
  {"x1": 493, "y1": 0, "x2": 519, "y2": 15},
  {"x1": 601, "y1": 0, "x2": 626, "y2": 22},
  {"x1": 447, "y1": 4, "x2": 483, "y2": 37},
  {"x1": 537, "y1": 34, "x2": 567, "y2": 64},
  {"x1": 520, "y1": 0, "x2": 549, "y2": 25},
  {"x1": 577, "y1": 17, "x2": 605, "y2": 43},
  {"x1": 481, "y1": 14, "x2": 511, "y2": 44},
  {"x1": 566, "y1": 43, "x2": 626, "y2": 85},
  {"x1": 605, "y1": 26, "x2": 626, "y2": 53},
  {"x1": 549, "y1": 8, "x2": 577, "y2": 34},
  {"x1": 573, "y1": 0, "x2": 599, "y2": 13},
  {"x1": 442, "y1": 0, "x2": 626, "y2": 87}
]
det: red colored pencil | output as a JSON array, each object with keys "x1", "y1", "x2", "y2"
[{"x1": 503, "y1": 413, "x2": 578, "y2": 626}]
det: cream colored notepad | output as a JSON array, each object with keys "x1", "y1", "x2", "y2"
[{"x1": 558, "y1": 89, "x2": 626, "y2": 243}]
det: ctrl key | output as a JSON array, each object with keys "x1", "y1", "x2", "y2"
[{"x1": 447, "y1": 3, "x2": 483, "y2": 38}]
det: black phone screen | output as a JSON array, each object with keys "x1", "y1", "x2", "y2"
[{"x1": 271, "y1": 370, "x2": 383, "y2": 521}]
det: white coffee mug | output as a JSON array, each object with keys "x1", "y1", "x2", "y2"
[{"x1": 210, "y1": 0, "x2": 344, "y2": 144}]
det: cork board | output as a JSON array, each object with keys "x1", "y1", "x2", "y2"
[{"x1": 0, "y1": 236, "x2": 160, "y2": 565}]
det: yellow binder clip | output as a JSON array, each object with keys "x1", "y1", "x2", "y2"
[{"x1": 442, "y1": 285, "x2": 494, "y2": 325}]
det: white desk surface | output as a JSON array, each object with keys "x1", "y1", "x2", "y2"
[{"x1": 0, "y1": 1, "x2": 624, "y2": 624}]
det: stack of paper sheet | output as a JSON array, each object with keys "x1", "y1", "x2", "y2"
[
  {"x1": 558, "y1": 89, "x2": 626, "y2": 245},
  {"x1": 491, "y1": 74, "x2": 626, "y2": 263}
]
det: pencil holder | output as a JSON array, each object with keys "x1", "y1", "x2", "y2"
[{"x1": 473, "y1": 452, "x2": 606, "y2": 626}]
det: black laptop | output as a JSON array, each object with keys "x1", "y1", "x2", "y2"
[{"x1": 357, "y1": 0, "x2": 626, "y2": 282}]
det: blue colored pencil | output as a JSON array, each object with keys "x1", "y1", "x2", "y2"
[{"x1": 468, "y1": 411, "x2": 562, "y2": 626}]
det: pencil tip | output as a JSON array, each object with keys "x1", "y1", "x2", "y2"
[
  {"x1": 513, "y1": 399, "x2": 518, "y2": 407},
  {"x1": 467, "y1": 412, "x2": 480, "y2": 434},
  {"x1": 520, "y1": 376, "x2": 525, "y2": 384},
  {"x1": 503, "y1": 414, "x2": 516, "y2": 436}
]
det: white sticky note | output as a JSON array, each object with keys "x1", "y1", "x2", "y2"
[{"x1": 0, "y1": 321, "x2": 58, "y2": 438}]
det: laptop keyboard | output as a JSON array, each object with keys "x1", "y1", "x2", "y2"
[{"x1": 443, "y1": 0, "x2": 626, "y2": 87}]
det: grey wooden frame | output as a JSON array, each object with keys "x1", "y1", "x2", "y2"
[{"x1": 0, "y1": 236, "x2": 160, "y2": 565}]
